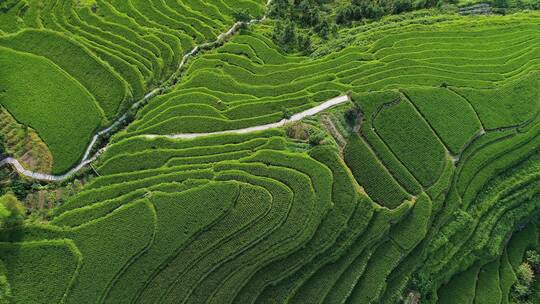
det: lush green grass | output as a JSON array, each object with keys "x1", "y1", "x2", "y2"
[
  {"x1": 64, "y1": 198, "x2": 156, "y2": 303},
  {"x1": 344, "y1": 134, "x2": 410, "y2": 208},
  {"x1": 104, "y1": 182, "x2": 240, "y2": 303},
  {"x1": 373, "y1": 99, "x2": 447, "y2": 187},
  {"x1": 0, "y1": 240, "x2": 80, "y2": 304},
  {"x1": 0, "y1": 0, "x2": 267, "y2": 173},
  {"x1": 403, "y1": 87, "x2": 482, "y2": 154},
  {"x1": 438, "y1": 263, "x2": 481, "y2": 304},
  {"x1": 456, "y1": 71, "x2": 539, "y2": 130},
  {"x1": 474, "y1": 259, "x2": 502, "y2": 304},
  {"x1": 0, "y1": 29, "x2": 131, "y2": 120},
  {"x1": 0, "y1": 47, "x2": 104, "y2": 173},
  {"x1": 125, "y1": 17, "x2": 540, "y2": 139}
]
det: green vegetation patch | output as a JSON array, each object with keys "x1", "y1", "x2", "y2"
[
  {"x1": 344, "y1": 134, "x2": 410, "y2": 208},
  {"x1": 0, "y1": 47, "x2": 104, "y2": 173},
  {"x1": 0, "y1": 240, "x2": 80, "y2": 304},
  {"x1": 373, "y1": 99, "x2": 447, "y2": 187},
  {"x1": 404, "y1": 87, "x2": 482, "y2": 154},
  {"x1": 456, "y1": 72, "x2": 540, "y2": 130}
]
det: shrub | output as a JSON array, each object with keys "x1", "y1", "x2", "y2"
[
  {"x1": 286, "y1": 122, "x2": 311, "y2": 140},
  {"x1": 0, "y1": 134, "x2": 5, "y2": 155},
  {"x1": 308, "y1": 132, "x2": 326, "y2": 146},
  {"x1": 0, "y1": 268, "x2": 11, "y2": 304},
  {"x1": 282, "y1": 106, "x2": 293, "y2": 119},
  {"x1": 233, "y1": 9, "x2": 252, "y2": 22},
  {"x1": 525, "y1": 250, "x2": 540, "y2": 272},
  {"x1": 511, "y1": 263, "x2": 534, "y2": 301},
  {"x1": 0, "y1": 192, "x2": 24, "y2": 230}
]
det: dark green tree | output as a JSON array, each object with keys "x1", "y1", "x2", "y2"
[
  {"x1": 493, "y1": 0, "x2": 509, "y2": 8},
  {"x1": 233, "y1": 9, "x2": 252, "y2": 22},
  {"x1": 394, "y1": 0, "x2": 413, "y2": 13},
  {"x1": 298, "y1": 34, "x2": 312, "y2": 54},
  {"x1": 315, "y1": 18, "x2": 330, "y2": 39},
  {"x1": 273, "y1": 20, "x2": 298, "y2": 51}
]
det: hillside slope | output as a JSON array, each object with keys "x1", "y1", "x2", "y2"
[{"x1": 0, "y1": 2, "x2": 539, "y2": 304}]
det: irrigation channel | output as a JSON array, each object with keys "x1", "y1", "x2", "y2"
[{"x1": 0, "y1": 0, "x2": 352, "y2": 182}]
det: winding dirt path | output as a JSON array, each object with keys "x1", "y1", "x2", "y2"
[
  {"x1": 144, "y1": 95, "x2": 351, "y2": 140},
  {"x1": 1, "y1": 94, "x2": 350, "y2": 182}
]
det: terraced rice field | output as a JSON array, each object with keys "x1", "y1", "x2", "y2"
[
  {"x1": 0, "y1": 0, "x2": 268, "y2": 173},
  {"x1": 0, "y1": 0, "x2": 539, "y2": 303}
]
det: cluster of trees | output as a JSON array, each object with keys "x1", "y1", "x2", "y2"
[
  {"x1": 269, "y1": 0, "x2": 336, "y2": 53},
  {"x1": 336, "y1": 0, "x2": 451, "y2": 24},
  {"x1": 268, "y1": 0, "x2": 540, "y2": 53},
  {"x1": 0, "y1": 171, "x2": 33, "y2": 201},
  {"x1": 233, "y1": 9, "x2": 253, "y2": 23},
  {"x1": 491, "y1": 0, "x2": 540, "y2": 10},
  {"x1": 335, "y1": 0, "x2": 539, "y2": 24}
]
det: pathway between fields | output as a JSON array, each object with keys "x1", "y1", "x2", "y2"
[
  {"x1": 145, "y1": 95, "x2": 351, "y2": 140},
  {"x1": 0, "y1": 94, "x2": 351, "y2": 181}
]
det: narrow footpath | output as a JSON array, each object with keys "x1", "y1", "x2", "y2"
[{"x1": 1, "y1": 94, "x2": 351, "y2": 181}]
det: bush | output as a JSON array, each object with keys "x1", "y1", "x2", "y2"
[
  {"x1": 0, "y1": 192, "x2": 24, "y2": 230},
  {"x1": 511, "y1": 263, "x2": 534, "y2": 301},
  {"x1": 0, "y1": 133, "x2": 5, "y2": 155},
  {"x1": 286, "y1": 122, "x2": 311, "y2": 140},
  {"x1": 233, "y1": 9, "x2": 252, "y2": 22},
  {"x1": 273, "y1": 20, "x2": 298, "y2": 52},
  {"x1": 525, "y1": 250, "x2": 540, "y2": 272},
  {"x1": 308, "y1": 132, "x2": 326, "y2": 146},
  {"x1": 0, "y1": 268, "x2": 11, "y2": 304},
  {"x1": 281, "y1": 106, "x2": 293, "y2": 119}
]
